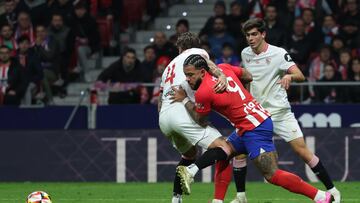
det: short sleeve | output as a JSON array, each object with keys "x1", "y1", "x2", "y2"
[
  {"x1": 230, "y1": 65, "x2": 243, "y2": 78},
  {"x1": 240, "y1": 49, "x2": 247, "y2": 69},
  {"x1": 194, "y1": 89, "x2": 212, "y2": 115},
  {"x1": 218, "y1": 63, "x2": 243, "y2": 78},
  {"x1": 279, "y1": 48, "x2": 296, "y2": 71}
]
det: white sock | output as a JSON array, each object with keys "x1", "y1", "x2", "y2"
[
  {"x1": 171, "y1": 195, "x2": 182, "y2": 203},
  {"x1": 187, "y1": 164, "x2": 199, "y2": 177},
  {"x1": 211, "y1": 199, "x2": 223, "y2": 203},
  {"x1": 328, "y1": 187, "x2": 338, "y2": 193},
  {"x1": 236, "y1": 192, "x2": 246, "y2": 197},
  {"x1": 314, "y1": 190, "x2": 326, "y2": 201}
]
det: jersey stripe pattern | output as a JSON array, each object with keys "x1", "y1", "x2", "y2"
[{"x1": 195, "y1": 63, "x2": 271, "y2": 135}]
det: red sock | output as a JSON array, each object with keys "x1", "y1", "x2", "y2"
[
  {"x1": 214, "y1": 160, "x2": 232, "y2": 200},
  {"x1": 269, "y1": 169, "x2": 318, "y2": 200}
]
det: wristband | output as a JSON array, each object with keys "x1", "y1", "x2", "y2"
[{"x1": 182, "y1": 97, "x2": 190, "y2": 105}]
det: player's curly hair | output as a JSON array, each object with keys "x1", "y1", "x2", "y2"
[
  {"x1": 176, "y1": 32, "x2": 201, "y2": 51},
  {"x1": 183, "y1": 54, "x2": 209, "y2": 71},
  {"x1": 242, "y1": 18, "x2": 266, "y2": 34}
]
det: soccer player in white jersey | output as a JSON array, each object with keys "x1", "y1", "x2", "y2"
[
  {"x1": 213, "y1": 18, "x2": 340, "y2": 203},
  {"x1": 158, "y1": 32, "x2": 235, "y2": 203}
]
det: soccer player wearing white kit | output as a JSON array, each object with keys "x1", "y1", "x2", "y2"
[
  {"x1": 227, "y1": 18, "x2": 341, "y2": 203},
  {"x1": 158, "y1": 32, "x2": 231, "y2": 203}
]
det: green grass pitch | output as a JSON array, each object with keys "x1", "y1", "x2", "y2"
[{"x1": 1, "y1": 182, "x2": 359, "y2": 203}]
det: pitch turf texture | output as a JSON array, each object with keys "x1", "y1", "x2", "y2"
[{"x1": 1, "y1": 182, "x2": 359, "y2": 203}]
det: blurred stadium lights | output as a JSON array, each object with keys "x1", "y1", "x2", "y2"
[
  {"x1": 166, "y1": 25, "x2": 171, "y2": 30},
  {"x1": 199, "y1": 0, "x2": 204, "y2": 3},
  {"x1": 149, "y1": 38, "x2": 154, "y2": 43},
  {"x1": 182, "y1": 11, "x2": 187, "y2": 16}
]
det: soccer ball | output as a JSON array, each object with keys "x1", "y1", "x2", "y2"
[{"x1": 26, "y1": 191, "x2": 52, "y2": 203}]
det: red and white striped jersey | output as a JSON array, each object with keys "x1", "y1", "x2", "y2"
[{"x1": 195, "y1": 63, "x2": 271, "y2": 135}]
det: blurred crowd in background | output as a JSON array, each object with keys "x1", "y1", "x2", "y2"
[{"x1": 0, "y1": 0, "x2": 359, "y2": 106}]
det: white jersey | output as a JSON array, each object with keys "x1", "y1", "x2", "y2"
[
  {"x1": 241, "y1": 44, "x2": 296, "y2": 119},
  {"x1": 160, "y1": 48, "x2": 209, "y2": 112}
]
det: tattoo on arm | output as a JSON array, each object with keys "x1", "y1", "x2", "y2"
[
  {"x1": 184, "y1": 101, "x2": 209, "y2": 127},
  {"x1": 207, "y1": 60, "x2": 225, "y2": 78},
  {"x1": 253, "y1": 151, "x2": 278, "y2": 180}
]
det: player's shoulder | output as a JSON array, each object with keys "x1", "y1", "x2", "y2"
[
  {"x1": 268, "y1": 45, "x2": 293, "y2": 62},
  {"x1": 241, "y1": 46, "x2": 253, "y2": 55},
  {"x1": 182, "y1": 48, "x2": 208, "y2": 57},
  {"x1": 218, "y1": 63, "x2": 235, "y2": 73},
  {"x1": 268, "y1": 44, "x2": 287, "y2": 54}
]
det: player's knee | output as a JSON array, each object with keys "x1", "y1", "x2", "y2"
[
  {"x1": 263, "y1": 173, "x2": 275, "y2": 181},
  {"x1": 208, "y1": 138, "x2": 229, "y2": 150}
]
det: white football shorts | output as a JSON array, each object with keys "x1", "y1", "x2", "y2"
[
  {"x1": 159, "y1": 102, "x2": 222, "y2": 154},
  {"x1": 272, "y1": 111, "x2": 304, "y2": 142}
]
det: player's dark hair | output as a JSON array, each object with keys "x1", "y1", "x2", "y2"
[
  {"x1": 242, "y1": 18, "x2": 266, "y2": 34},
  {"x1": 184, "y1": 54, "x2": 209, "y2": 71},
  {"x1": 176, "y1": 32, "x2": 201, "y2": 51}
]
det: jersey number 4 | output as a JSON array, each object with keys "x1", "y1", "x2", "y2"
[{"x1": 165, "y1": 64, "x2": 176, "y2": 84}]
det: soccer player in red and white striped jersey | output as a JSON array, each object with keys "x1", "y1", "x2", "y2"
[{"x1": 172, "y1": 54, "x2": 334, "y2": 203}]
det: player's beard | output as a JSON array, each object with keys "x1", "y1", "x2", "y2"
[{"x1": 193, "y1": 78, "x2": 202, "y2": 90}]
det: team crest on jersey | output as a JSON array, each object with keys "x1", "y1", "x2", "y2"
[
  {"x1": 245, "y1": 58, "x2": 251, "y2": 63},
  {"x1": 195, "y1": 102, "x2": 205, "y2": 110},
  {"x1": 266, "y1": 57, "x2": 271, "y2": 65},
  {"x1": 284, "y1": 53, "x2": 293, "y2": 62}
]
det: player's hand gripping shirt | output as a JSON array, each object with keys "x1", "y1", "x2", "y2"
[
  {"x1": 241, "y1": 44, "x2": 296, "y2": 115},
  {"x1": 160, "y1": 48, "x2": 209, "y2": 112},
  {"x1": 194, "y1": 64, "x2": 271, "y2": 135}
]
